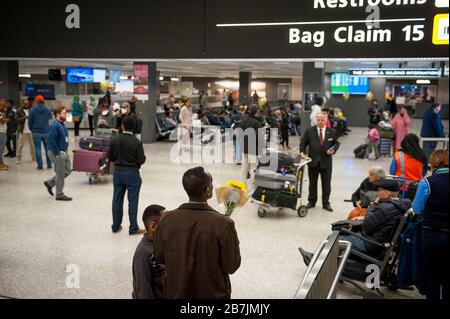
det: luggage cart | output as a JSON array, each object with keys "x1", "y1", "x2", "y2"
[
  {"x1": 379, "y1": 138, "x2": 392, "y2": 157},
  {"x1": 252, "y1": 155, "x2": 312, "y2": 218},
  {"x1": 73, "y1": 135, "x2": 114, "y2": 185}
]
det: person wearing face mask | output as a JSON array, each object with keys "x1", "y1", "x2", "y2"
[
  {"x1": 96, "y1": 104, "x2": 116, "y2": 129},
  {"x1": 15, "y1": 100, "x2": 36, "y2": 165},
  {"x1": 154, "y1": 167, "x2": 241, "y2": 299},
  {"x1": 120, "y1": 103, "x2": 139, "y2": 135},
  {"x1": 420, "y1": 102, "x2": 445, "y2": 165},
  {"x1": 299, "y1": 179, "x2": 411, "y2": 265},
  {"x1": 391, "y1": 105, "x2": 412, "y2": 152}
]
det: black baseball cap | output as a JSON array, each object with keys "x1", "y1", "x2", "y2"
[{"x1": 374, "y1": 179, "x2": 401, "y2": 192}]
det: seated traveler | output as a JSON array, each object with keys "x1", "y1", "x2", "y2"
[
  {"x1": 299, "y1": 179, "x2": 411, "y2": 265},
  {"x1": 348, "y1": 165, "x2": 386, "y2": 220},
  {"x1": 161, "y1": 112, "x2": 177, "y2": 132}
]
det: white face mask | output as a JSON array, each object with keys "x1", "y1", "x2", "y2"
[
  {"x1": 102, "y1": 110, "x2": 109, "y2": 116},
  {"x1": 121, "y1": 108, "x2": 127, "y2": 115}
]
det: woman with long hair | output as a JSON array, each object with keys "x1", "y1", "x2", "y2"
[{"x1": 389, "y1": 133, "x2": 428, "y2": 183}]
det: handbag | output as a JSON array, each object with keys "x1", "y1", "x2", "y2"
[
  {"x1": 359, "y1": 190, "x2": 377, "y2": 208},
  {"x1": 331, "y1": 219, "x2": 363, "y2": 232},
  {"x1": 72, "y1": 116, "x2": 81, "y2": 123}
]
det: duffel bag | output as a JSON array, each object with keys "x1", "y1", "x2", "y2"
[
  {"x1": 80, "y1": 136, "x2": 111, "y2": 152},
  {"x1": 354, "y1": 144, "x2": 367, "y2": 159}
]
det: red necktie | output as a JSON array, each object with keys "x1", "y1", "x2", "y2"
[{"x1": 319, "y1": 129, "x2": 324, "y2": 146}]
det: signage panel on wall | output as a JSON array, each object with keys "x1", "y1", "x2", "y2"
[
  {"x1": 349, "y1": 68, "x2": 441, "y2": 78},
  {"x1": 133, "y1": 64, "x2": 149, "y2": 101},
  {"x1": 25, "y1": 83, "x2": 56, "y2": 100},
  {"x1": 0, "y1": 0, "x2": 448, "y2": 59}
]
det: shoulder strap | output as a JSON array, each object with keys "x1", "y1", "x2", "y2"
[{"x1": 399, "y1": 151, "x2": 406, "y2": 180}]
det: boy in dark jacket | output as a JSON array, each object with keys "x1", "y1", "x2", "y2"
[{"x1": 132, "y1": 205, "x2": 167, "y2": 299}]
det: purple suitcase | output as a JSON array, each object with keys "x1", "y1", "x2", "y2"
[
  {"x1": 79, "y1": 137, "x2": 111, "y2": 152},
  {"x1": 73, "y1": 149, "x2": 108, "y2": 174}
]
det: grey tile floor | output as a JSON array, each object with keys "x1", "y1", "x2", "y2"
[{"x1": 0, "y1": 119, "x2": 446, "y2": 299}]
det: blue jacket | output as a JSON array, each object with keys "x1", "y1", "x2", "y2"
[
  {"x1": 28, "y1": 104, "x2": 53, "y2": 134},
  {"x1": 420, "y1": 109, "x2": 444, "y2": 138},
  {"x1": 47, "y1": 119, "x2": 69, "y2": 155}
]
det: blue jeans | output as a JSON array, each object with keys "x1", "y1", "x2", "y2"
[
  {"x1": 112, "y1": 170, "x2": 142, "y2": 234},
  {"x1": 32, "y1": 132, "x2": 52, "y2": 169},
  {"x1": 423, "y1": 141, "x2": 437, "y2": 163},
  {"x1": 338, "y1": 233, "x2": 369, "y2": 254},
  {"x1": 0, "y1": 132, "x2": 6, "y2": 163}
]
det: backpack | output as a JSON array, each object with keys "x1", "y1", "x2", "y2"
[
  {"x1": 368, "y1": 128, "x2": 380, "y2": 143},
  {"x1": 354, "y1": 144, "x2": 367, "y2": 159}
]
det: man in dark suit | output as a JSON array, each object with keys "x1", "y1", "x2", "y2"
[{"x1": 300, "y1": 112, "x2": 340, "y2": 212}]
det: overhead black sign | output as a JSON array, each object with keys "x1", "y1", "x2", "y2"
[
  {"x1": 205, "y1": 0, "x2": 449, "y2": 59},
  {"x1": 0, "y1": 0, "x2": 448, "y2": 59}
]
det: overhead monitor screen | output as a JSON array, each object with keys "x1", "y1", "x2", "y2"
[
  {"x1": 93, "y1": 69, "x2": 106, "y2": 83},
  {"x1": 109, "y1": 69, "x2": 121, "y2": 83},
  {"x1": 114, "y1": 80, "x2": 134, "y2": 93},
  {"x1": 66, "y1": 68, "x2": 94, "y2": 83},
  {"x1": 331, "y1": 73, "x2": 349, "y2": 94},
  {"x1": 332, "y1": 73, "x2": 369, "y2": 95},
  {"x1": 348, "y1": 76, "x2": 369, "y2": 95}
]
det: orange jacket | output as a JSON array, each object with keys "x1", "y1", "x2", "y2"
[{"x1": 394, "y1": 152, "x2": 424, "y2": 182}]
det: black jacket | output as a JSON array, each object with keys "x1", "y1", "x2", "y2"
[
  {"x1": 238, "y1": 114, "x2": 264, "y2": 156},
  {"x1": 300, "y1": 126, "x2": 340, "y2": 169},
  {"x1": 109, "y1": 132, "x2": 146, "y2": 171},
  {"x1": 351, "y1": 178, "x2": 379, "y2": 207},
  {"x1": 362, "y1": 199, "x2": 411, "y2": 253},
  {"x1": 132, "y1": 236, "x2": 166, "y2": 299},
  {"x1": 5, "y1": 107, "x2": 17, "y2": 133}
]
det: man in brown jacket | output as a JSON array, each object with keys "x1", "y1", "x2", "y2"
[{"x1": 154, "y1": 167, "x2": 241, "y2": 299}]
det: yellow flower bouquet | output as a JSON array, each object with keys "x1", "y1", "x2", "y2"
[{"x1": 216, "y1": 180, "x2": 249, "y2": 218}]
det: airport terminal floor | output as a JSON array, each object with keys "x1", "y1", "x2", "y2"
[{"x1": 0, "y1": 119, "x2": 445, "y2": 299}]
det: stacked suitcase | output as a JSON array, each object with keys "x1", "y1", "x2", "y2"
[
  {"x1": 73, "y1": 137, "x2": 112, "y2": 176},
  {"x1": 252, "y1": 151, "x2": 300, "y2": 210},
  {"x1": 378, "y1": 123, "x2": 394, "y2": 158},
  {"x1": 379, "y1": 138, "x2": 393, "y2": 157}
]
